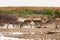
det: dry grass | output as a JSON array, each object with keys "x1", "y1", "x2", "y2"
[{"x1": 0, "y1": 7, "x2": 60, "y2": 10}]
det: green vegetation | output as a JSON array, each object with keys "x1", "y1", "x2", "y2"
[{"x1": 0, "y1": 9, "x2": 60, "y2": 18}]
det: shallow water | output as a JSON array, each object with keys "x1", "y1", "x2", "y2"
[
  {"x1": 0, "y1": 24, "x2": 36, "y2": 40},
  {"x1": 0, "y1": 23, "x2": 59, "y2": 40},
  {"x1": 0, "y1": 32, "x2": 59, "y2": 40},
  {"x1": 0, "y1": 33, "x2": 21, "y2": 40},
  {"x1": 0, "y1": 34, "x2": 35, "y2": 40},
  {"x1": 0, "y1": 36, "x2": 58, "y2": 40}
]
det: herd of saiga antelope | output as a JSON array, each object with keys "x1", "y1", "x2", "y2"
[{"x1": 0, "y1": 14, "x2": 60, "y2": 29}]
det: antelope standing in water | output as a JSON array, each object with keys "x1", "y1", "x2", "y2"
[
  {"x1": 32, "y1": 16, "x2": 49, "y2": 28},
  {"x1": 32, "y1": 16, "x2": 42, "y2": 28},
  {"x1": 55, "y1": 18, "x2": 60, "y2": 29},
  {"x1": 21, "y1": 16, "x2": 34, "y2": 28},
  {"x1": 41, "y1": 16, "x2": 49, "y2": 28},
  {"x1": 0, "y1": 14, "x2": 18, "y2": 28},
  {"x1": 0, "y1": 20, "x2": 10, "y2": 28},
  {"x1": 10, "y1": 21, "x2": 24, "y2": 28}
]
